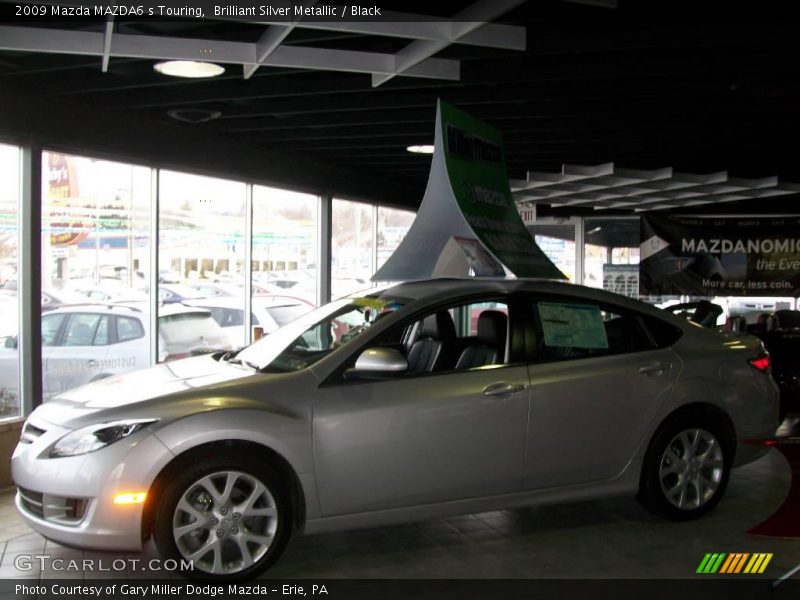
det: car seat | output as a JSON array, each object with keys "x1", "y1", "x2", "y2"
[
  {"x1": 406, "y1": 311, "x2": 457, "y2": 373},
  {"x1": 455, "y1": 310, "x2": 507, "y2": 369}
]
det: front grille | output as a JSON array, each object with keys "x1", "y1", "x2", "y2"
[
  {"x1": 17, "y1": 487, "x2": 90, "y2": 525},
  {"x1": 19, "y1": 422, "x2": 46, "y2": 444}
]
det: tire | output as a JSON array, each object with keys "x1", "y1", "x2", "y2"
[
  {"x1": 153, "y1": 453, "x2": 291, "y2": 580},
  {"x1": 638, "y1": 414, "x2": 733, "y2": 521}
]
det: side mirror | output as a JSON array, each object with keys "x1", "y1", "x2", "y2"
[
  {"x1": 349, "y1": 347, "x2": 408, "y2": 377},
  {"x1": 4, "y1": 336, "x2": 17, "y2": 349}
]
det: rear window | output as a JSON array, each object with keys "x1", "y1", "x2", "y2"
[
  {"x1": 641, "y1": 315, "x2": 683, "y2": 348},
  {"x1": 267, "y1": 305, "x2": 308, "y2": 327},
  {"x1": 159, "y1": 312, "x2": 224, "y2": 345}
]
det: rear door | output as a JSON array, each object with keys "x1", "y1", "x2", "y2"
[
  {"x1": 522, "y1": 296, "x2": 681, "y2": 489},
  {"x1": 44, "y1": 312, "x2": 110, "y2": 397}
]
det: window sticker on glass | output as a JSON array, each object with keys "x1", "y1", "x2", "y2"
[{"x1": 538, "y1": 302, "x2": 609, "y2": 349}]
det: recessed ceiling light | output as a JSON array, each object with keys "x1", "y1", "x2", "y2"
[
  {"x1": 407, "y1": 145, "x2": 435, "y2": 154},
  {"x1": 154, "y1": 60, "x2": 225, "y2": 78}
]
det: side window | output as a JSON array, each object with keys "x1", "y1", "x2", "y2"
[
  {"x1": 116, "y1": 316, "x2": 145, "y2": 343},
  {"x1": 62, "y1": 314, "x2": 101, "y2": 347},
  {"x1": 361, "y1": 298, "x2": 510, "y2": 376},
  {"x1": 533, "y1": 300, "x2": 654, "y2": 362},
  {"x1": 41, "y1": 314, "x2": 66, "y2": 347},
  {"x1": 93, "y1": 315, "x2": 110, "y2": 346}
]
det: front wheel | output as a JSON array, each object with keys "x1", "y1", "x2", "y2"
[
  {"x1": 153, "y1": 455, "x2": 291, "y2": 580},
  {"x1": 638, "y1": 416, "x2": 732, "y2": 521}
]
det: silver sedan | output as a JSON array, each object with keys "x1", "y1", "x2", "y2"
[{"x1": 12, "y1": 279, "x2": 779, "y2": 579}]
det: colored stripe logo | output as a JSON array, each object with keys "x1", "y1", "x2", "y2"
[{"x1": 697, "y1": 553, "x2": 773, "y2": 574}]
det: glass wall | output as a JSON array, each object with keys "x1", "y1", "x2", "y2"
[
  {"x1": 332, "y1": 198, "x2": 375, "y2": 299},
  {"x1": 7, "y1": 149, "x2": 413, "y2": 414},
  {"x1": 39, "y1": 151, "x2": 152, "y2": 401},
  {"x1": 0, "y1": 145, "x2": 20, "y2": 418},
  {"x1": 584, "y1": 217, "x2": 641, "y2": 298},
  {"x1": 158, "y1": 171, "x2": 246, "y2": 352},
  {"x1": 252, "y1": 185, "x2": 318, "y2": 307},
  {"x1": 377, "y1": 206, "x2": 416, "y2": 270},
  {"x1": 527, "y1": 222, "x2": 577, "y2": 281}
]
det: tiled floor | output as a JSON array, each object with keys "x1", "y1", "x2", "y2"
[{"x1": 1, "y1": 448, "x2": 800, "y2": 580}]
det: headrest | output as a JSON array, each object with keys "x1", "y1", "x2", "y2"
[
  {"x1": 756, "y1": 312, "x2": 772, "y2": 326},
  {"x1": 420, "y1": 311, "x2": 456, "y2": 341},
  {"x1": 725, "y1": 315, "x2": 747, "y2": 332},
  {"x1": 771, "y1": 310, "x2": 800, "y2": 331},
  {"x1": 477, "y1": 310, "x2": 507, "y2": 347}
]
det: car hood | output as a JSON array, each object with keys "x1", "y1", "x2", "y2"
[{"x1": 33, "y1": 355, "x2": 257, "y2": 427}]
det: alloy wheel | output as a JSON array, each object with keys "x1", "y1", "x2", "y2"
[
  {"x1": 659, "y1": 428, "x2": 724, "y2": 511},
  {"x1": 172, "y1": 470, "x2": 278, "y2": 575}
]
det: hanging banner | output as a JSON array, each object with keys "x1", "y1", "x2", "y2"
[
  {"x1": 640, "y1": 215, "x2": 800, "y2": 296},
  {"x1": 372, "y1": 100, "x2": 564, "y2": 281}
]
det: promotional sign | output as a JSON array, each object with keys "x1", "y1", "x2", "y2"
[
  {"x1": 640, "y1": 215, "x2": 800, "y2": 296},
  {"x1": 372, "y1": 100, "x2": 564, "y2": 281}
]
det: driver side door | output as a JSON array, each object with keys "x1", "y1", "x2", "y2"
[{"x1": 311, "y1": 297, "x2": 531, "y2": 516}]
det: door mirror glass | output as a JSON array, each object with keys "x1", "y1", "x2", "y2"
[
  {"x1": 354, "y1": 347, "x2": 408, "y2": 373},
  {"x1": 3, "y1": 336, "x2": 17, "y2": 349}
]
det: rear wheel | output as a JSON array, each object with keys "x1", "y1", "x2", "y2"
[
  {"x1": 153, "y1": 454, "x2": 291, "y2": 580},
  {"x1": 638, "y1": 415, "x2": 732, "y2": 520}
]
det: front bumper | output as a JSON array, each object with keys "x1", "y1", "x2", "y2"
[{"x1": 11, "y1": 414, "x2": 174, "y2": 551}]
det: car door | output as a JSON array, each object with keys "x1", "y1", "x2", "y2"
[
  {"x1": 45, "y1": 313, "x2": 110, "y2": 397},
  {"x1": 522, "y1": 297, "x2": 681, "y2": 489},
  {"x1": 311, "y1": 297, "x2": 530, "y2": 516}
]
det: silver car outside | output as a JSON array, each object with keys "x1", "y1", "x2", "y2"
[{"x1": 12, "y1": 279, "x2": 779, "y2": 579}]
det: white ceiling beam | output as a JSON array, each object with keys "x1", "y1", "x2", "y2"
[
  {"x1": 371, "y1": 0, "x2": 527, "y2": 87},
  {"x1": 213, "y1": 12, "x2": 527, "y2": 51},
  {"x1": 101, "y1": 17, "x2": 114, "y2": 73},
  {"x1": 243, "y1": 0, "x2": 317, "y2": 80},
  {"x1": 0, "y1": 26, "x2": 460, "y2": 80}
]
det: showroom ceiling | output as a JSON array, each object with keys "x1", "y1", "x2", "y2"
[{"x1": 0, "y1": 0, "x2": 798, "y2": 213}]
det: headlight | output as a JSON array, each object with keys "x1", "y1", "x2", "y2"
[{"x1": 49, "y1": 419, "x2": 158, "y2": 458}]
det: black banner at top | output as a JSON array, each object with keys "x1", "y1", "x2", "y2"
[{"x1": 640, "y1": 215, "x2": 800, "y2": 297}]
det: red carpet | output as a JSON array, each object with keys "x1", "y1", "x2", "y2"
[{"x1": 747, "y1": 438, "x2": 800, "y2": 538}]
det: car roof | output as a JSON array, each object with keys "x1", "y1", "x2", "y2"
[{"x1": 369, "y1": 278, "x2": 688, "y2": 324}]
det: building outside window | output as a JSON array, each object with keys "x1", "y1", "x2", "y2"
[{"x1": 0, "y1": 144, "x2": 20, "y2": 418}]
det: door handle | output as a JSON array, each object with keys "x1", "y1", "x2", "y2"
[
  {"x1": 87, "y1": 359, "x2": 98, "y2": 368},
  {"x1": 638, "y1": 361, "x2": 671, "y2": 376},
  {"x1": 483, "y1": 382, "x2": 527, "y2": 397}
]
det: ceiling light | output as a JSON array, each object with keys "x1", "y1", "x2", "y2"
[
  {"x1": 407, "y1": 145, "x2": 435, "y2": 154},
  {"x1": 154, "y1": 60, "x2": 225, "y2": 78}
]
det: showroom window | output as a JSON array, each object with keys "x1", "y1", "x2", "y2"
[
  {"x1": 40, "y1": 151, "x2": 152, "y2": 400},
  {"x1": 158, "y1": 170, "x2": 246, "y2": 351},
  {"x1": 252, "y1": 184, "x2": 318, "y2": 307},
  {"x1": 527, "y1": 221, "x2": 577, "y2": 281},
  {"x1": 0, "y1": 144, "x2": 20, "y2": 419},
  {"x1": 376, "y1": 206, "x2": 415, "y2": 270},
  {"x1": 332, "y1": 198, "x2": 375, "y2": 299}
]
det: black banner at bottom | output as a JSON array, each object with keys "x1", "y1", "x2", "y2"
[{"x1": 3, "y1": 579, "x2": 800, "y2": 600}]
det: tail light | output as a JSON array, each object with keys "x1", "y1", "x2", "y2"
[{"x1": 749, "y1": 353, "x2": 771, "y2": 373}]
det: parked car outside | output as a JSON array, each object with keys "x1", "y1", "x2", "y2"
[
  {"x1": 0, "y1": 302, "x2": 230, "y2": 402},
  {"x1": 12, "y1": 279, "x2": 778, "y2": 580},
  {"x1": 184, "y1": 296, "x2": 313, "y2": 348}
]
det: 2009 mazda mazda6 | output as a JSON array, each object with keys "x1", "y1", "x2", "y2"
[{"x1": 12, "y1": 279, "x2": 779, "y2": 579}]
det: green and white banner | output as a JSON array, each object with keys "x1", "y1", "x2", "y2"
[{"x1": 373, "y1": 100, "x2": 564, "y2": 281}]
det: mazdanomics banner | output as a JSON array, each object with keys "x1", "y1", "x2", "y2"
[{"x1": 640, "y1": 215, "x2": 800, "y2": 297}]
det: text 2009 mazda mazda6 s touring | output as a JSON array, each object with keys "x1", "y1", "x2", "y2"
[{"x1": 12, "y1": 279, "x2": 779, "y2": 579}]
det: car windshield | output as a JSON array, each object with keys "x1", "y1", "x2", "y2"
[{"x1": 237, "y1": 296, "x2": 405, "y2": 372}]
